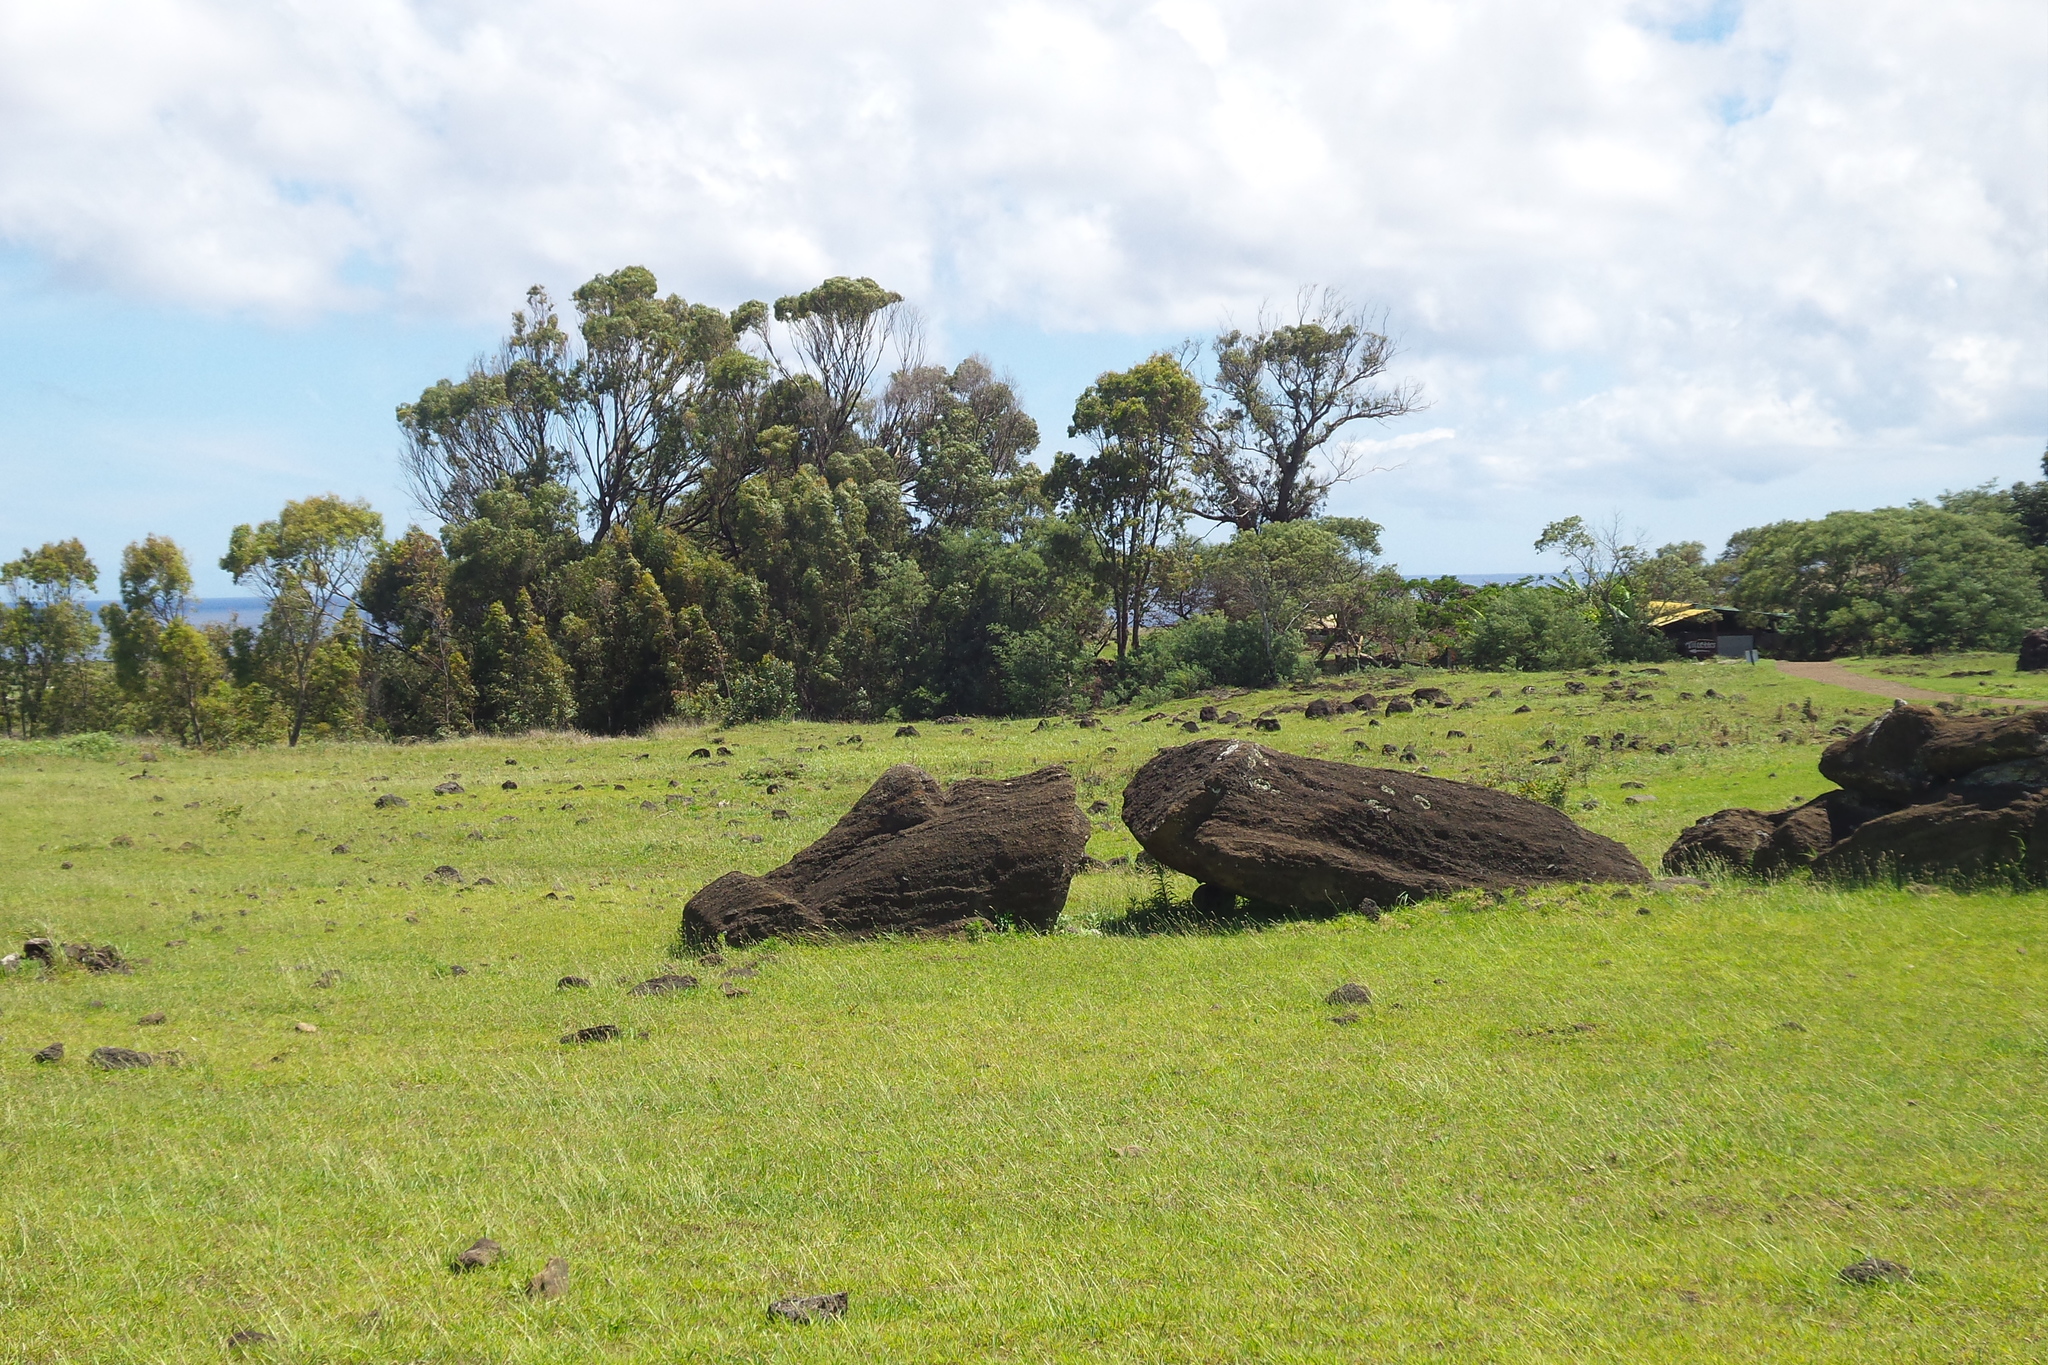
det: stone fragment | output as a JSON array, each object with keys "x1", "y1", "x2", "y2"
[
  {"x1": 1122, "y1": 740, "x2": 1647, "y2": 911},
  {"x1": 32, "y1": 1042, "x2": 63, "y2": 1063},
  {"x1": 453, "y1": 1237, "x2": 501, "y2": 1270},
  {"x1": 89, "y1": 1046, "x2": 153, "y2": 1069},
  {"x1": 556, "y1": 975, "x2": 591, "y2": 989},
  {"x1": 527, "y1": 1256, "x2": 569, "y2": 1299},
  {"x1": 1839, "y1": 1257, "x2": 1911, "y2": 1285},
  {"x1": 375, "y1": 793, "x2": 408, "y2": 809},
  {"x1": 768, "y1": 1291, "x2": 848, "y2": 1324},
  {"x1": 1326, "y1": 981, "x2": 1374, "y2": 1006},
  {"x1": 561, "y1": 1024, "x2": 621, "y2": 1044},
  {"x1": 628, "y1": 973, "x2": 698, "y2": 996},
  {"x1": 684, "y1": 764, "x2": 1089, "y2": 946}
]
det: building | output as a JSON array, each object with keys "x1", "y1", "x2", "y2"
[{"x1": 1646, "y1": 601, "x2": 1789, "y2": 659}]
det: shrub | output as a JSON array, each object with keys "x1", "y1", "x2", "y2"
[{"x1": 723, "y1": 656, "x2": 798, "y2": 725}]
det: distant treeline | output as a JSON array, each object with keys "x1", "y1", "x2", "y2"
[{"x1": 5, "y1": 268, "x2": 2046, "y2": 744}]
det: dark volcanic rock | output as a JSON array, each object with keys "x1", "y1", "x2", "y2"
[
  {"x1": 1122, "y1": 740, "x2": 1647, "y2": 910},
  {"x1": 32, "y1": 1042, "x2": 63, "y2": 1063},
  {"x1": 527, "y1": 1256, "x2": 569, "y2": 1299},
  {"x1": 1813, "y1": 785, "x2": 2048, "y2": 884},
  {"x1": 89, "y1": 1046, "x2": 153, "y2": 1069},
  {"x1": 1663, "y1": 790, "x2": 1886, "y2": 876},
  {"x1": 65, "y1": 943, "x2": 128, "y2": 974},
  {"x1": 454, "y1": 1237, "x2": 501, "y2": 1270},
  {"x1": 560, "y1": 1024, "x2": 621, "y2": 1044},
  {"x1": 1820, "y1": 704, "x2": 2048, "y2": 803},
  {"x1": 769, "y1": 1291, "x2": 849, "y2": 1324},
  {"x1": 2020, "y1": 628, "x2": 2048, "y2": 672},
  {"x1": 1839, "y1": 1256, "x2": 1911, "y2": 1285},
  {"x1": 683, "y1": 764, "x2": 1090, "y2": 946},
  {"x1": 1304, "y1": 698, "x2": 1335, "y2": 719},
  {"x1": 23, "y1": 938, "x2": 55, "y2": 965},
  {"x1": 628, "y1": 973, "x2": 698, "y2": 996}
]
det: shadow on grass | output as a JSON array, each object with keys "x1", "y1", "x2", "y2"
[{"x1": 1097, "y1": 870, "x2": 1366, "y2": 936}]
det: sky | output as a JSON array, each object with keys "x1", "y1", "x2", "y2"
[{"x1": 1, "y1": 0, "x2": 2043, "y2": 596}]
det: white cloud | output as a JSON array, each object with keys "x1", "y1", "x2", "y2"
[{"x1": 0, "y1": 0, "x2": 2042, "y2": 567}]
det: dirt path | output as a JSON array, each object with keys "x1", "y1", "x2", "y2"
[{"x1": 1773, "y1": 659, "x2": 2047, "y2": 708}]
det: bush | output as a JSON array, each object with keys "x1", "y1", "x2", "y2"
[
  {"x1": 723, "y1": 656, "x2": 798, "y2": 725},
  {"x1": 991, "y1": 626, "x2": 1088, "y2": 716},
  {"x1": 1461, "y1": 587, "x2": 1608, "y2": 671},
  {"x1": 1109, "y1": 614, "x2": 1285, "y2": 705}
]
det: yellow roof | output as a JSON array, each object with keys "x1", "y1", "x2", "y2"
[{"x1": 1646, "y1": 600, "x2": 1717, "y2": 629}]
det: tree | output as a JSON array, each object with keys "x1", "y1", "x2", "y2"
[
  {"x1": 100, "y1": 534, "x2": 195, "y2": 695},
  {"x1": 770, "y1": 276, "x2": 905, "y2": 461},
  {"x1": 1198, "y1": 290, "x2": 1423, "y2": 530},
  {"x1": 469, "y1": 590, "x2": 573, "y2": 733},
  {"x1": 398, "y1": 287, "x2": 569, "y2": 523},
  {"x1": 154, "y1": 620, "x2": 223, "y2": 746},
  {"x1": 1726, "y1": 507, "x2": 2046, "y2": 656},
  {"x1": 361, "y1": 528, "x2": 476, "y2": 737},
  {"x1": 1045, "y1": 354, "x2": 1207, "y2": 659},
  {"x1": 401, "y1": 272, "x2": 756, "y2": 539},
  {"x1": 1209, "y1": 517, "x2": 1382, "y2": 682},
  {"x1": 879, "y1": 357, "x2": 1043, "y2": 533},
  {"x1": 221, "y1": 495, "x2": 384, "y2": 745},
  {"x1": 1535, "y1": 515, "x2": 1672, "y2": 661},
  {"x1": 0, "y1": 539, "x2": 101, "y2": 738}
]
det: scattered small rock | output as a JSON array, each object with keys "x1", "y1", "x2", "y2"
[
  {"x1": 226, "y1": 1329, "x2": 276, "y2": 1347},
  {"x1": 453, "y1": 1237, "x2": 501, "y2": 1270},
  {"x1": 691, "y1": 747, "x2": 712, "y2": 758},
  {"x1": 556, "y1": 975, "x2": 591, "y2": 989},
  {"x1": 769, "y1": 1291, "x2": 848, "y2": 1324},
  {"x1": 501, "y1": 780, "x2": 518, "y2": 791},
  {"x1": 629, "y1": 973, "x2": 699, "y2": 996},
  {"x1": 1251, "y1": 717, "x2": 1281, "y2": 732},
  {"x1": 1181, "y1": 720, "x2": 1201, "y2": 733},
  {"x1": 1329, "y1": 1011, "x2": 1361, "y2": 1025},
  {"x1": 449, "y1": 964, "x2": 469, "y2": 976},
  {"x1": 1779, "y1": 1020, "x2": 1807, "y2": 1032},
  {"x1": 1326, "y1": 982, "x2": 1374, "y2": 1006},
  {"x1": 561, "y1": 1024, "x2": 621, "y2": 1044},
  {"x1": 375, "y1": 793, "x2": 409, "y2": 809},
  {"x1": 90, "y1": 1046, "x2": 153, "y2": 1069},
  {"x1": 430, "y1": 865, "x2": 462, "y2": 883},
  {"x1": 32, "y1": 1042, "x2": 64, "y2": 1063},
  {"x1": 434, "y1": 781, "x2": 464, "y2": 795},
  {"x1": 137, "y1": 1011, "x2": 166, "y2": 1026},
  {"x1": 1839, "y1": 1257, "x2": 1911, "y2": 1285},
  {"x1": 527, "y1": 1256, "x2": 569, "y2": 1299}
]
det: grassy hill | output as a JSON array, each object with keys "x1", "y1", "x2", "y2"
[{"x1": 1, "y1": 661, "x2": 2042, "y2": 1362}]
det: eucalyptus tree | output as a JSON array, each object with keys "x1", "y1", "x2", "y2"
[
  {"x1": 100, "y1": 534, "x2": 195, "y2": 694},
  {"x1": 769, "y1": 276, "x2": 905, "y2": 461},
  {"x1": 0, "y1": 539, "x2": 100, "y2": 737},
  {"x1": 222, "y1": 495, "x2": 384, "y2": 745},
  {"x1": 1046, "y1": 353, "x2": 1207, "y2": 659},
  {"x1": 1199, "y1": 289, "x2": 1424, "y2": 530}
]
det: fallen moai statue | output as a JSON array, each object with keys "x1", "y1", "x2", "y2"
[
  {"x1": 683, "y1": 764, "x2": 1091, "y2": 945},
  {"x1": 1665, "y1": 702, "x2": 2048, "y2": 883},
  {"x1": 1121, "y1": 739, "x2": 1648, "y2": 913}
]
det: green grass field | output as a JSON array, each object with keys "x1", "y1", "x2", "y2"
[
  {"x1": 1833, "y1": 651, "x2": 2048, "y2": 703},
  {"x1": 2, "y1": 660, "x2": 2043, "y2": 1362}
]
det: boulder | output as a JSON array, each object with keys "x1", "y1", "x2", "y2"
[
  {"x1": 1412, "y1": 687, "x2": 1453, "y2": 707},
  {"x1": 1664, "y1": 703, "x2": 2048, "y2": 884},
  {"x1": 1819, "y1": 704, "x2": 2048, "y2": 803},
  {"x1": 683, "y1": 764, "x2": 1091, "y2": 945},
  {"x1": 1384, "y1": 698, "x2": 1414, "y2": 715},
  {"x1": 1121, "y1": 740, "x2": 1648, "y2": 911},
  {"x1": 1812, "y1": 785, "x2": 2048, "y2": 884},
  {"x1": 1303, "y1": 698, "x2": 1335, "y2": 719},
  {"x1": 1663, "y1": 790, "x2": 1886, "y2": 876},
  {"x1": 2020, "y1": 628, "x2": 2048, "y2": 672}
]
